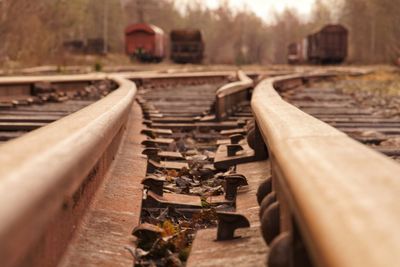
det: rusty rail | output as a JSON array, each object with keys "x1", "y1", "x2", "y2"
[
  {"x1": 215, "y1": 70, "x2": 254, "y2": 121},
  {"x1": 0, "y1": 71, "x2": 232, "y2": 98},
  {"x1": 0, "y1": 75, "x2": 136, "y2": 267},
  {"x1": 252, "y1": 73, "x2": 400, "y2": 267},
  {"x1": 0, "y1": 72, "x2": 108, "y2": 85},
  {"x1": 0, "y1": 72, "x2": 232, "y2": 85}
]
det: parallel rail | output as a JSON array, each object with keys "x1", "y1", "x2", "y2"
[
  {"x1": 0, "y1": 75, "x2": 137, "y2": 267},
  {"x1": 215, "y1": 70, "x2": 254, "y2": 120},
  {"x1": 2, "y1": 68, "x2": 397, "y2": 267},
  {"x1": 0, "y1": 71, "x2": 234, "y2": 95},
  {"x1": 252, "y1": 74, "x2": 400, "y2": 267},
  {"x1": 0, "y1": 71, "x2": 234, "y2": 85},
  {"x1": 0, "y1": 71, "x2": 235, "y2": 267}
]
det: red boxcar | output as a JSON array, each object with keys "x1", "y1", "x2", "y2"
[{"x1": 125, "y1": 23, "x2": 165, "y2": 62}]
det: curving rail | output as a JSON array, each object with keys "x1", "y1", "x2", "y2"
[
  {"x1": 0, "y1": 75, "x2": 136, "y2": 267},
  {"x1": 252, "y1": 74, "x2": 400, "y2": 267},
  {"x1": 215, "y1": 70, "x2": 254, "y2": 121}
]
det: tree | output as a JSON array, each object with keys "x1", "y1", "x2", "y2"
[
  {"x1": 0, "y1": 0, "x2": 398, "y2": 66},
  {"x1": 338, "y1": 0, "x2": 400, "y2": 63}
]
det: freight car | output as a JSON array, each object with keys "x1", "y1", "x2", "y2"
[
  {"x1": 86, "y1": 38, "x2": 106, "y2": 54},
  {"x1": 125, "y1": 23, "x2": 165, "y2": 62},
  {"x1": 288, "y1": 24, "x2": 348, "y2": 64},
  {"x1": 308, "y1": 24, "x2": 348, "y2": 63},
  {"x1": 170, "y1": 29, "x2": 204, "y2": 64},
  {"x1": 63, "y1": 40, "x2": 85, "y2": 54}
]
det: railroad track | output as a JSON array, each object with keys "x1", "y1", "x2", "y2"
[
  {"x1": 252, "y1": 71, "x2": 400, "y2": 267},
  {"x1": 280, "y1": 75, "x2": 400, "y2": 160},
  {"x1": 0, "y1": 80, "x2": 116, "y2": 143},
  {"x1": 0, "y1": 68, "x2": 399, "y2": 267}
]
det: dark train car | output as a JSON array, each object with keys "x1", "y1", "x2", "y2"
[
  {"x1": 125, "y1": 23, "x2": 165, "y2": 62},
  {"x1": 63, "y1": 39, "x2": 106, "y2": 55},
  {"x1": 86, "y1": 38, "x2": 105, "y2": 54},
  {"x1": 63, "y1": 40, "x2": 85, "y2": 54},
  {"x1": 308, "y1": 24, "x2": 348, "y2": 64},
  {"x1": 170, "y1": 29, "x2": 204, "y2": 64}
]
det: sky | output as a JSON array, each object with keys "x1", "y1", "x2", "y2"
[{"x1": 176, "y1": 0, "x2": 317, "y2": 22}]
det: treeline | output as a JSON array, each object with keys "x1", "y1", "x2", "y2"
[
  {"x1": 339, "y1": 0, "x2": 400, "y2": 63},
  {"x1": 0, "y1": 0, "x2": 125, "y2": 66},
  {"x1": 0, "y1": 0, "x2": 399, "y2": 66}
]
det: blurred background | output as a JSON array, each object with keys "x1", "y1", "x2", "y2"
[{"x1": 0, "y1": 0, "x2": 398, "y2": 67}]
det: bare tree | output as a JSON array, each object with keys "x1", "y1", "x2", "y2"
[{"x1": 0, "y1": 0, "x2": 398, "y2": 66}]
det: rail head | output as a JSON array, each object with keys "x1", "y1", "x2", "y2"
[
  {"x1": 252, "y1": 73, "x2": 400, "y2": 267},
  {"x1": 0, "y1": 72, "x2": 108, "y2": 85},
  {"x1": 216, "y1": 70, "x2": 253, "y2": 98},
  {"x1": 215, "y1": 70, "x2": 254, "y2": 120},
  {"x1": 0, "y1": 74, "x2": 136, "y2": 267}
]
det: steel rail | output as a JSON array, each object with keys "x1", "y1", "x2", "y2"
[
  {"x1": 0, "y1": 75, "x2": 136, "y2": 267},
  {"x1": 0, "y1": 71, "x2": 233, "y2": 99},
  {"x1": 252, "y1": 73, "x2": 400, "y2": 267},
  {"x1": 0, "y1": 73, "x2": 108, "y2": 85},
  {"x1": 215, "y1": 70, "x2": 254, "y2": 120},
  {"x1": 0, "y1": 71, "x2": 235, "y2": 86}
]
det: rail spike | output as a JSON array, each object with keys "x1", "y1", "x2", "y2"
[
  {"x1": 141, "y1": 176, "x2": 164, "y2": 196},
  {"x1": 216, "y1": 211, "x2": 250, "y2": 241},
  {"x1": 223, "y1": 173, "x2": 248, "y2": 201},
  {"x1": 142, "y1": 147, "x2": 161, "y2": 162}
]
